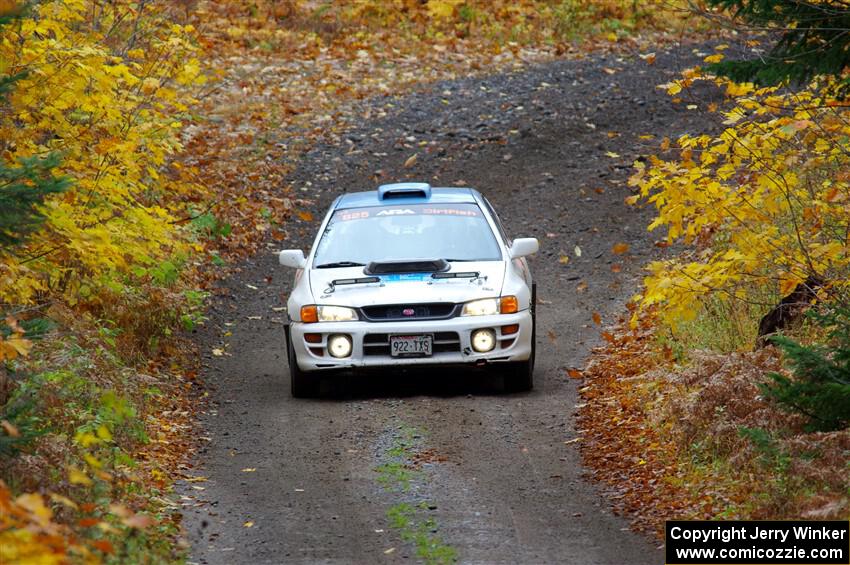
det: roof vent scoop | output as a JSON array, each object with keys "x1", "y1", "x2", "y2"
[{"x1": 378, "y1": 182, "x2": 432, "y2": 200}]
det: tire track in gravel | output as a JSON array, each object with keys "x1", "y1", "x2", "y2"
[{"x1": 181, "y1": 44, "x2": 723, "y2": 564}]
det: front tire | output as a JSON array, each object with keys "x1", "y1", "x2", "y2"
[
  {"x1": 505, "y1": 289, "x2": 536, "y2": 392},
  {"x1": 287, "y1": 328, "x2": 318, "y2": 398},
  {"x1": 504, "y1": 354, "x2": 534, "y2": 392}
]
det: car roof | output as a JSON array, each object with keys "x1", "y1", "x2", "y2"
[{"x1": 335, "y1": 186, "x2": 480, "y2": 210}]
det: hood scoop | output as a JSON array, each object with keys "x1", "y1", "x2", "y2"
[{"x1": 365, "y1": 259, "x2": 449, "y2": 275}]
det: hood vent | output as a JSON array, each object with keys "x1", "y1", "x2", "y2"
[{"x1": 365, "y1": 259, "x2": 449, "y2": 275}]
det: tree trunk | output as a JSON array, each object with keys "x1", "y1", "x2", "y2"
[{"x1": 756, "y1": 276, "x2": 822, "y2": 348}]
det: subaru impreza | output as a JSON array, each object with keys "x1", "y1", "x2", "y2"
[{"x1": 279, "y1": 182, "x2": 539, "y2": 397}]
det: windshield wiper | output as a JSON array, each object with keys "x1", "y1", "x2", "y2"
[{"x1": 315, "y1": 261, "x2": 365, "y2": 269}]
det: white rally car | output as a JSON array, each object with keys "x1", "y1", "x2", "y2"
[{"x1": 278, "y1": 182, "x2": 539, "y2": 397}]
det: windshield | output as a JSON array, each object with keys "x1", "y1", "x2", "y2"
[{"x1": 312, "y1": 203, "x2": 503, "y2": 267}]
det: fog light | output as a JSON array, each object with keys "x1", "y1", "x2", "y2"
[
  {"x1": 328, "y1": 334, "x2": 352, "y2": 358},
  {"x1": 471, "y1": 329, "x2": 496, "y2": 353}
]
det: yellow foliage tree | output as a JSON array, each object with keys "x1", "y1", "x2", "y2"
[
  {"x1": 0, "y1": 0, "x2": 204, "y2": 305},
  {"x1": 632, "y1": 60, "x2": 850, "y2": 326}
]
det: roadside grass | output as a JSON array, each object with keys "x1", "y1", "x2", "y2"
[
  {"x1": 657, "y1": 295, "x2": 766, "y2": 359},
  {"x1": 375, "y1": 424, "x2": 457, "y2": 565},
  {"x1": 1, "y1": 300, "x2": 196, "y2": 562}
]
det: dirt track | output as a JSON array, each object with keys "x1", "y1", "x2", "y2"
[{"x1": 181, "y1": 45, "x2": 721, "y2": 564}]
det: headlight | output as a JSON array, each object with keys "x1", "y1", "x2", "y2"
[
  {"x1": 317, "y1": 305, "x2": 358, "y2": 322},
  {"x1": 462, "y1": 298, "x2": 499, "y2": 316}
]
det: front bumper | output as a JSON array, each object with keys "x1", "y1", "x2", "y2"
[{"x1": 289, "y1": 310, "x2": 533, "y2": 372}]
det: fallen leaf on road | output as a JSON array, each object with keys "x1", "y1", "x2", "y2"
[
  {"x1": 612, "y1": 243, "x2": 630, "y2": 254},
  {"x1": 559, "y1": 254, "x2": 570, "y2": 264},
  {"x1": 574, "y1": 245, "x2": 582, "y2": 257},
  {"x1": 384, "y1": 548, "x2": 396, "y2": 554},
  {"x1": 211, "y1": 348, "x2": 224, "y2": 357},
  {"x1": 592, "y1": 312, "x2": 602, "y2": 325},
  {"x1": 242, "y1": 468, "x2": 256, "y2": 472},
  {"x1": 611, "y1": 264, "x2": 623, "y2": 273},
  {"x1": 605, "y1": 151, "x2": 620, "y2": 158},
  {"x1": 576, "y1": 281, "x2": 588, "y2": 292},
  {"x1": 296, "y1": 210, "x2": 313, "y2": 222},
  {"x1": 243, "y1": 521, "x2": 254, "y2": 528},
  {"x1": 567, "y1": 368, "x2": 582, "y2": 379},
  {"x1": 404, "y1": 154, "x2": 418, "y2": 168}
]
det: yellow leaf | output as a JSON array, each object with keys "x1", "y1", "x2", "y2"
[
  {"x1": 69, "y1": 467, "x2": 93, "y2": 486},
  {"x1": 74, "y1": 431, "x2": 99, "y2": 448},
  {"x1": 84, "y1": 453, "x2": 103, "y2": 469},
  {"x1": 96, "y1": 425, "x2": 112, "y2": 442},
  {"x1": 49, "y1": 492, "x2": 79, "y2": 510},
  {"x1": 141, "y1": 77, "x2": 160, "y2": 94},
  {"x1": 426, "y1": 0, "x2": 462, "y2": 19},
  {"x1": 16, "y1": 493, "x2": 52, "y2": 524}
]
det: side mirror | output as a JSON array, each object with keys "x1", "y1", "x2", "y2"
[
  {"x1": 279, "y1": 249, "x2": 307, "y2": 269},
  {"x1": 509, "y1": 238, "x2": 539, "y2": 259}
]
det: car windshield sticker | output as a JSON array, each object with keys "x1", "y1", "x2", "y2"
[
  {"x1": 334, "y1": 204, "x2": 480, "y2": 222},
  {"x1": 381, "y1": 273, "x2": 433, "y2": 282}
]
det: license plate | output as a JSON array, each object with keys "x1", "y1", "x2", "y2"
[{"x1": 390, "y1": 335, "x2": 432, "y2": 357}]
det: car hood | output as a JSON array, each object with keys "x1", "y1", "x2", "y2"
[{"x1": 308, "y1": 261, "x2": 506, "y2": 306}]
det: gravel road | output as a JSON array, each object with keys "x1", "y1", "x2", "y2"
[{"x1": 181, "y1": 44, "x2": 722, "y2": 564}]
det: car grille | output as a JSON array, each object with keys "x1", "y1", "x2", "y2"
[
  {"x1": 363, "y1": 332, "x2": 461, "y2": 356},
  {"x1": 359, "y1": 303, "x2": 459, "y2": 322}
]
